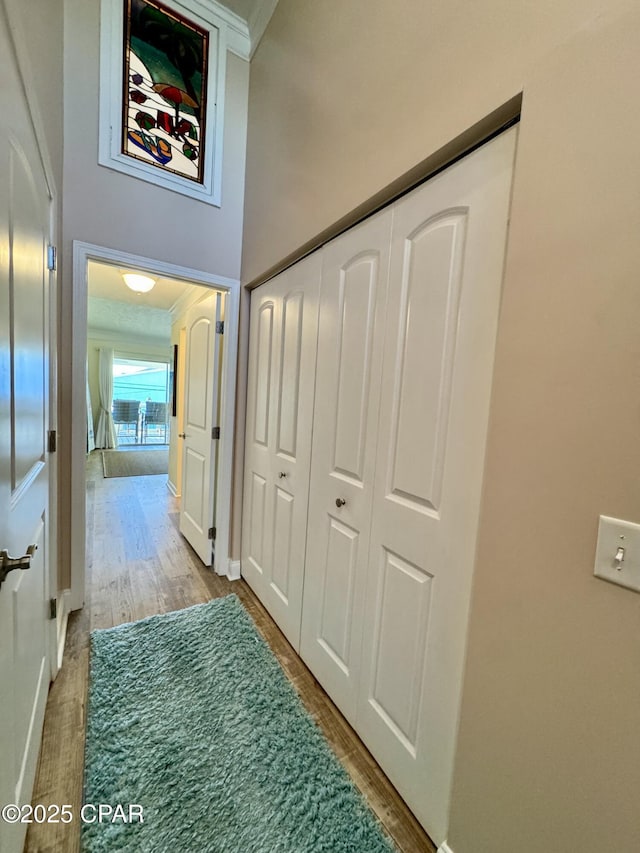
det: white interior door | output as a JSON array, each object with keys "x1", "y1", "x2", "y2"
[
  {"x1": 241, "y1": 254, "x2": 321, "y2": 650},
  {"x1": 179, "y1": 292, "x2": 223, "y2": 566},
  {"x1": 299, "y1": 210, "x2": 392, "y2": 723},
  {"x1": 356, "y1": 128, "x2": 517, "y2": 844},
  {"x1": 0, "y1": 5, "x2": 53, "y2": 851}
]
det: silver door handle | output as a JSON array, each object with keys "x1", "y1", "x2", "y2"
[
  {"x1": 335, "y1": 498, "x2": 346, "y2": 508},
  {"x1": 0, "y1": 544, "x2": 37, "y2": 588}
]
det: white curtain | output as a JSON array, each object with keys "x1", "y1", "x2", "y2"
[
  {"x1": 86, "y1": 367, "x2": 95, "y2": 453},
  {"x1": 95, "y1": 348, "x2": 117, "y2": 449}
]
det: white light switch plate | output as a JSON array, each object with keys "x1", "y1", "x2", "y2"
[{"x1": 594, "y1": 515, "x2": 640, "y2": 593}]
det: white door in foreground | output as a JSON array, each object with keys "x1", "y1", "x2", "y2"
[
  {"x1": 179, "y1": 292, "x2": 223, "y2": 566},
  {"x1": 356, "y1": 128, "x2": 517, "y2": 844},
  {"x1": 0, "y1": 4, "x2": 53, "y2": 851}
]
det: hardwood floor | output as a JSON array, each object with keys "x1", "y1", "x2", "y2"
[{"x1": 26, "y1": 451, "x2": 436, "y2": 853}]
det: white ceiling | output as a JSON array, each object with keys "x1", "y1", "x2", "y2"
[
  {"x1": 88, "y1": 296, "x2": 172, "y2": 343},
  {"x1": 87, "y1": 260, "x2": 201, "y2": 343},
  {"x1": 88, "y1": 261, "x2": 197, "y2": 310}
]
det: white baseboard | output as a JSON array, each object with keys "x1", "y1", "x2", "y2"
[
  {"x1": 166, "y1": 479, "x2": 179, "y2": 498},
  {"x1": 438, "y1": 843, "x2": 454, "y2": 853},
  {"x1": 56, "y1": 589, "x2": 72, "y2": 670},
  {"x1": 227, "y1": 559, "x2": 241, "y2": 581}
]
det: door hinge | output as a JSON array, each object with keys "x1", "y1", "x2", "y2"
[
  {"x1": 48, "y1": 429, "x2": 57, "y2": 453},
  {"x1": 47, "y1": 245, "x2": 57, "y2": 271},
  {"x1": 208, "y1": 526, "x2": 216, "y2": 540},
  {"x1": 49, "y1": 598, "x2": 57, "y2": 619},
  {"x1": 215, "y1": 320, "x2": 224, "y2": 334},
  {"x1": 211, "y1": 426, "x2": 220, "y2": 440}
]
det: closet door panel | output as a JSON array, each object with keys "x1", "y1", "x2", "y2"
[
  {"x1": 368, "y1": 549, "x2": 433, "y2": 751},
  {"x1": 276, "y1": 290, "x2": 304, "y2": 458},
  {"x1": 389, "y1": 212, "x2": 466, "y2": 511},
  {"x1": 247, "y1": 472, "x2": 268, "y2": 574},
  {"x1": 243, "y1": 295, "x2": 276, "y2": 589},
  {"x1": 271, "y1": 485, "x2": 294, "y2": 602},
  {"x1": 357, "y1": 128, "x2": 517, "y2": 844},
  {"x1": 316, "y1": 516, "x2": 359, "y2": 673},
  {"x1": 253, "y1": 301, "x2": 275, "y2": 448},
  {"x1": 332, "y1": 255, "x2": 380, "y2": 480},
  {"x1": 242, "y1": 255, "x2": 321, "y2": 651},
  {"x1": 300, "y1": 209, "x2": 392, "y2": 724}
]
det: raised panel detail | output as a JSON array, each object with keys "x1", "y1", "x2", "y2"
[
  {"x1": 11, "y1": 145, "x2": 45, "y2": 490},
  {"x1": 368, "y1": 549, "x2": 433, "y2": 756},
  {"x1": 271, "y1": 487, "x2": 294, "y2": 602},
  {"x1": 249, "y1": 473, "x2": 267, "y2": 573},
  {"x1": 254, "y1": 302, "x2": 274, "y2": 447},
  {"x1": 277, "y1": 291, "x2": 303, "y2": 459},
  {"x1": 186, "y1": 317, "x2": 211, "y2": 430},
  {"x1": 389, "y1": 212, "x2": 467, "y2": 513},
  {"x1": 333, "y1": 254, "x2": 379, "y2": 482},
  {"x1": 183, "y1": 448, "x2": 206, "y2": 531},
  {"x1": 318, "y1": 517, "x2": 359, "y2": 674}
]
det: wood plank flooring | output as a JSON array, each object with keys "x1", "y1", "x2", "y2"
[{"x1": 25, "y1": 452, "x2": 436, "y2": 853}]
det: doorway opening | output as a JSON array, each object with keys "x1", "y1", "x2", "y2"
[
  {"x1": 71, "y1": 241, "x2": 240, "y2": 614},
  {"x1": 86, "y1": 257, "x2": 225, "y2": 570}
]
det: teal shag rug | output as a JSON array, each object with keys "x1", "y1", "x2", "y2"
[{"x1": 83, "y1": 595, "x2": 396, "y2": 853}]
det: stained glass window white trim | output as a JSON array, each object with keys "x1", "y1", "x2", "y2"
[{"x1": 99, "y1": 0, "x2": 249, "y2": 206}]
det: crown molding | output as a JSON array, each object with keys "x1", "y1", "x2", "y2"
[
  {"x1": 169, "y1": 284, "x2": 209, "y2": 320},
  {"x1": 187, "y1": 0, "x2": 250, "y2": 58},
  {"x1": 189, "y1": 0, "x2": 278, "y2": 60},
  {"x1": 247, "y1": 0, "x2": 278, "y2": 57},
  {"x1": 87, "y1": 327, "x2": 171, "y2": 350}
]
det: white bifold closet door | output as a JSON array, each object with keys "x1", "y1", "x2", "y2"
[
  {"x1": 299, "y1": 209, "x2": 392, "y2": 721},
  {"x1": 301, "y1": 128, "x2": 517, "y2": 844},
  {"x1": 241, "y1": 254, "x2": 321, "y2": 650}
]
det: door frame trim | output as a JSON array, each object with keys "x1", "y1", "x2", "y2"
[{"x1": 70, "y1": 240, "x2": 240, "y2": 610}]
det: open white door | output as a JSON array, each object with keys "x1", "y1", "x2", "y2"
[
  {"x1": 0, "y1": 4, "x2": 53, "y2": 851},
  {"x1": 179, "y1": 292, "x2": 223, "y2": 566}
]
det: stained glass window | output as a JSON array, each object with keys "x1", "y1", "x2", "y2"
[{"x1": 122, "y1": 0, "x2": 208, "y2": 183}]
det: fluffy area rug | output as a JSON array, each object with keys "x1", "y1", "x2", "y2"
[
  {"x1": 101, "y1": 449, "x2": 168, "y2": 478},
  {"x1": 83, "y1": 595, "x2": 396, "y2": 853}
]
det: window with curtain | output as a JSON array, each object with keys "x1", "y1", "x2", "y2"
[{"x1": 112, "y1": 356, "x2": 170, "y2": 445}]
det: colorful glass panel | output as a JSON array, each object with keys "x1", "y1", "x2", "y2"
[{"x1": 122, "y1": 0, "x2": 208, "y2": 183}]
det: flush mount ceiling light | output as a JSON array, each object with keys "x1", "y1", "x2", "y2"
[{"x1": 122, "y1": 272, "x2": 156, "y2": 293}]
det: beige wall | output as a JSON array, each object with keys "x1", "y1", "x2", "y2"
[
  {"x1": 243, "y1": 0, "x2": 612, "y2": 283},
  {"x1": 449, "y1": 10, "x2": 640, "y2": 852},
  {"x1": 58, "y1": 0, "x2": 249, "y2": 588},
  {"x1": 242, "y1": 1, "x2": 640, "y2": 850}
]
